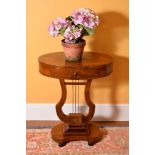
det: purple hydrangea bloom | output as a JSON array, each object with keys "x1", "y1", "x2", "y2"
[
  {"x1": 48, "y1": 8, "x2": 99, "y2": 43},
  {"x1": 64, "y1": 25, "x2": 82, "y2": 43},
  {"x1": 71, "y1": 8, "x2": 99, "y2": 29},
  {"x1": 48, "y1": 17, "x2": 68, "y2": 37}
]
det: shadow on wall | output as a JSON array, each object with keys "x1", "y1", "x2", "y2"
[{"x1": 89, "y1": 11, "x2": 129, "y2": 121}]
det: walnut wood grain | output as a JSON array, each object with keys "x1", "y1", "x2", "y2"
[
  {"x1": 55, "y1": 79, "x2": 95, "y2": 124},
  {"x1": 55, "y1": 79, "x2": 69, "y2": 123},
  {"x1": 38, "y1": 52, "x2": 113, "y2": 146},
  {"x1": 39, "y1": 52, "x2": 113, "y2": 79},
  {"x1": 51, "y1": 122, "x2": 103, "y2": 147}
]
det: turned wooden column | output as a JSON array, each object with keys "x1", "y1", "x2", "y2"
[{"x1": 38, "y1": 52, "x2": 113, "y2": 147}]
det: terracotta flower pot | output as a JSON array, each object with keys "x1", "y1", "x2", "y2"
[{"x1": 61, "y1": 39, "x2": 86, "y2": 61}]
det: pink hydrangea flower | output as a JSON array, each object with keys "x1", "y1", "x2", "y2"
[
  {"x1": 64, "y1": 26, "x2": 82, "y2": 43},
  {"x1": 71, "y1": 8, "x2": 99, "y2": 29},
  {"x1": 48, "y1": 17, "x2": 68, "y2": 37},
  {"x1": 48, "y1": 8, "x2": 99, "y2": 43}
]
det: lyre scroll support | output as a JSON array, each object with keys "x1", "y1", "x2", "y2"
[{"x1": 56, "y1": 79, "x2": 95, "y2": 124}]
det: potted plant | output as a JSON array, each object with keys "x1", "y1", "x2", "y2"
[{"x1": 48, "y1": 8, "x2": 99, "y2": 61}]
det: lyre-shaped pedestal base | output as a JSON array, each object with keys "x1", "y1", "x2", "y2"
[{"x1": 52, "y1": 79, "x2": 103, "y2": 146}]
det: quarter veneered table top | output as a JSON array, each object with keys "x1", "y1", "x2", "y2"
[{"x1": 38, "y1": 52, "x2": 113, "y2": 79}]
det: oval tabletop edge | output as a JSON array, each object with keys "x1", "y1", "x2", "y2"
[
  {"x1": 38, "y1": 52, "x2": 113, "y2": 69},
  {"x1": 38, "y1": 52, "x2": 113, "y2": 79}
]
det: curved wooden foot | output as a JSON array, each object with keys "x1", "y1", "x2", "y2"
[
  {"x1": 51, "y1": 122, "x2": 102, "y2": 147},
  {"x1": 58, "y1": 141, "x2": 67, "y2": 147},
  {"x1": 88, "y1": 139, "x2": 100, "y2": 146},
  {"x1": 88, "y1": 141, "x2": 95, "y2": 146}
]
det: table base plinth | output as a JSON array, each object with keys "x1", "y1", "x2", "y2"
[{"x1": 51, "y1": 122, "x2": 103, "y2": 147}]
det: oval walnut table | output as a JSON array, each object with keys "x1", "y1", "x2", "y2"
[{"x1": 38, "y1": 52, "x2": 113, "y2": 147}]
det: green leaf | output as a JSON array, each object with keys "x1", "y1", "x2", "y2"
[
  {"x1": 59, "y1": 27, "x2": 66, "y2": 36},
  {"x1": 77, "y1": 24, "x2": 88, "y2": 35},
  {"x1": 84, "y1": 27, "x2": 95, "y2": 35},
  {"x1": 77, "y1": 24, "x2": 84, "y2": 29},
  {"x1": 66, "y1": 16, "x2": 73, "y2": 21}
]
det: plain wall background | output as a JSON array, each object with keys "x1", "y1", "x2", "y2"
[{"x1": 26, "y1": 0, "x2": 129, "y2": 104}]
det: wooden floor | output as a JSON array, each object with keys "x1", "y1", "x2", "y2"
[{"x1": 27, "y1": 121, "x2": 129, "y2": 127}]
